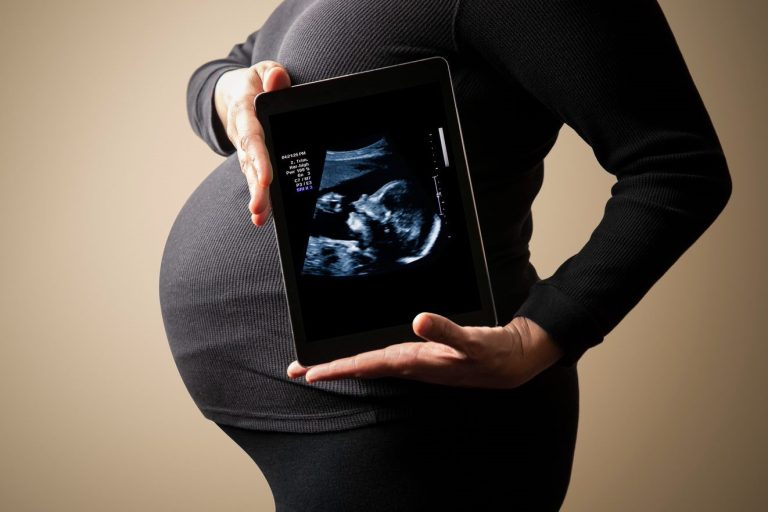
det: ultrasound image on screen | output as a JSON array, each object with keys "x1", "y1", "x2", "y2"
[
  {"x1": 302, "y1": 136, "x2": 444, "y2": 277},
  {"x1": 268, "y1": 82, "x2": 481, "y2": 342}
]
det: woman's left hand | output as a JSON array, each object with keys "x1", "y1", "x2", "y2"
[{"x1": 286, "y1": 313, "x2": 565, "y2": 389}]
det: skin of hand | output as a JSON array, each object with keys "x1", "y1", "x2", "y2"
[
  {"x1": 214, "y1": 61, "x2": 292, "y2": 226},
  {"x1": 287, "y1": 314, "x2": 566, "y2": 389}
]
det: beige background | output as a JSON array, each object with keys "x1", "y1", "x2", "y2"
[{"x1": 0, "y1": 0, "x2": 765, "y2": 510}]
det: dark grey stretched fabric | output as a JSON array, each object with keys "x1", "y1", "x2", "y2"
[{"x1": 159, "y1": 0, "x2": 731, "y2": 432}]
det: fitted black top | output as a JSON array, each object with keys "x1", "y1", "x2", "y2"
[{"x1": 159, "y1": 0, "x2": 731, "y2": 432}]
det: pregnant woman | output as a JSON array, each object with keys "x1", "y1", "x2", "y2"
[{"x1": 159, "y1": 1, "x2": 731, "y2": 510}]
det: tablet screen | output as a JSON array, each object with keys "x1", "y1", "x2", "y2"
[{"x1": 268, "y1": 81, "x2": 483, "y2": 343}]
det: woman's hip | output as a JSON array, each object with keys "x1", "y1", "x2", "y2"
[{"x1": 217, "y1": 363, "x2": 579, "y2": 511}]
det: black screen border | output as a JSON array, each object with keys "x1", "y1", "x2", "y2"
[{"x1": 256, "y1": 56, "x2": 497, "y2": 366}]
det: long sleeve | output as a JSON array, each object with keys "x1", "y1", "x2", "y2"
[
  {"x1": 186, "y1": 29, "x2": 260, "y2": 156},
  {"x1": 454, "y1": 0, "x2": 732, "y2": 366}
]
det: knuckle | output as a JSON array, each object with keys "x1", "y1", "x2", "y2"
[
  {"x1": 238, "y1": 133, "x2": 251, "y2": 152},
  {"x1": 351, "y1": 356, "x2": 362, "y2": 377},
  {"x1": 243, "y1": 66, "x2": 262, "y2": 87},
  {"x1": 257, "y1": 60, "x2": 281, "y2": 72},
  {"x1": 255, "y1": 61, "x2": 290, "y2": 86},
  {"x1": 253, "y1": 62, "x2": 272, "y2": 80}
]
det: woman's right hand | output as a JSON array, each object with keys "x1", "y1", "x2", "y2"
[{"x1": 214, "y1": 61, "x2": 292, "y2": 226}]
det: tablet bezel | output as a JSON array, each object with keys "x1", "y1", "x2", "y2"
[{"x1": 255, "y1": 56, "x2": 497, "y2": 366}]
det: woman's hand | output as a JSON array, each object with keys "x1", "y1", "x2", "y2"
[
  {"x1": 287, "y1": 314, "x2": 565, "y2": 389},
  {"x1": 214, "y1": 61, "x2": 292, "y2": 226}
]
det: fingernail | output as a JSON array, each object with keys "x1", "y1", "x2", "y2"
[{"x1": 420, "y1": 314, "x2": 431, "y2": 329}]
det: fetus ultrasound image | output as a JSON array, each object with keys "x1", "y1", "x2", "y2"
[
  {"x1": 302, "y1": 136, "x2": 444, "y2": 277},
  {"x1": 268, "y1": 82, "x2": 483, "y2": 342}
]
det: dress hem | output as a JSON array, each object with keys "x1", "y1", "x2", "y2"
[{"x1": 200, "y1": 404, "x2": 417, "y2": 433}]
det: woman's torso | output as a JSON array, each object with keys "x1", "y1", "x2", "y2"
[{"x1": 159, "y1": 0, "x2": 574, "y2": 432}]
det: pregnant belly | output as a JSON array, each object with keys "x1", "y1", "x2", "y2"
[
  {"x1": 159, "y1": 156, "x2": 426, "y2": 420},
  {"x1": 158, "y1": 155, "x2": 581, "y2": 429},
  {"x1": 158, "y1": 156, "x2": 299, "y2": 399}
]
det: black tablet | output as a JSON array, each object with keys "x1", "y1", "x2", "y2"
[{"x1": 255, "y1": 56, "x2": 497, "y2": 366}]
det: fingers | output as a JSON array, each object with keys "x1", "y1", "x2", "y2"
[
  {"x1": 412, "y1": 312, "x2": 470, "y2": 350},
  {"x1": 224, "y1": 61, "x2": 291, "y2": 225},
  {"x1": 287, "y1": 360, "x2": 308, "y2": 378},
  {"x1": 285, "y1": 315, "x2": 477, "y2": 384},
  {"x1": 255, "y1": 61, "x2": 291, "y2": 91},
  {"x1": 250, "y1": 191, "x2": 271, "y2": 226},
  {"x1": 293, "y1": 341, "x2": 466, "y2": 383},
  {"x1": 228, "y1": 96, "x2": 269, "y2": 221},
  {"x1": 290, "y1": 346, "x2": 411, "y2": 382}
]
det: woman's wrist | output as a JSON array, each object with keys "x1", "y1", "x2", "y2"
[{"x1": 508, "y1": 315, "x2": 565, "y2": 373}]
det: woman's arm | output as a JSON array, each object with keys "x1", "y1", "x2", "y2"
[
  {"x1": 186, "y1": 29, "x2": 260, "y2": 156},
  {"x1": 454, "y1": 0, "x2": 732, "y2": 366}
]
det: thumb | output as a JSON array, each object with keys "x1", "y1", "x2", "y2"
[
  {"x1": 263, "y1": 66, "x2": 291, "y2": 92},
  {"x1": 412, "y1": 312, "x2": 469, "y2": 350}
]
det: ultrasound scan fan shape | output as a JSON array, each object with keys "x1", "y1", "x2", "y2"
[{"x1": 302, "y1": 138, "x2": 443, "y2": 277}]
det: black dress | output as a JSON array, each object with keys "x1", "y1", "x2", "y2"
[{"x1": 159, "y1": 0, "x2": 730, "y2": 508}]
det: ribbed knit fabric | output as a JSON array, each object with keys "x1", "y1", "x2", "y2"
[{"x1": 159, "y1": 0, "x2": 731, "y2": 432}]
